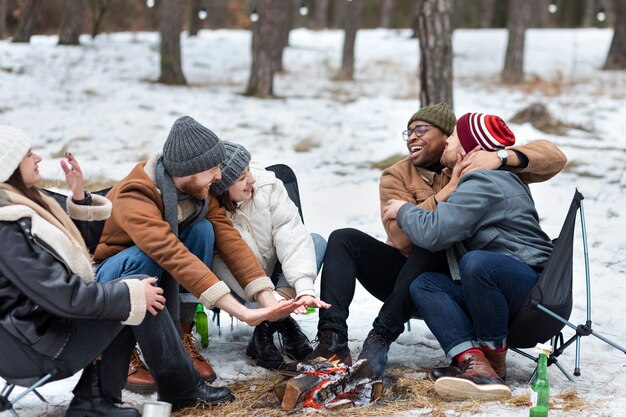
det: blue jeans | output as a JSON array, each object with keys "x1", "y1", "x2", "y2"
[
  {"x1": 96, "y1": 219, "x2": 215, "y2": 303},
  {"x1": 409, "y1": 250, "x2": 539, "y2": 362}
]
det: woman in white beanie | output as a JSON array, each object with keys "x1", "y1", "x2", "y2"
[
  {"x1": 210, "y1": 141, "x2": 330, "y2": 371},
  {"x1": 0, "y1": 126, "x2": 234, "y2": 416}
]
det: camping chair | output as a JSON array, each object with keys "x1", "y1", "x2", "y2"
[
  {"x1": 507, "y1": 189, "x2": 626, "y2": 381},
  {"x1": 0, "y1": 327, "x2": 75, "y2": 417},
  {"x1": 210, "y1": 163, "x2": 306, "y2": 334}
]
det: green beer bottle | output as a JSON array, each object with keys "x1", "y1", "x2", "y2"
[
  {"x1": 194, "y1": 304, "x2": 209, "y2": 348},
  {"x1": 529, "y1": 343, "x2": 552, "y2": 417}
]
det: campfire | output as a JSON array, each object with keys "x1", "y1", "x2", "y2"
[{"x1": 274, "y1": 358, "x2": 383, "y2": 411}]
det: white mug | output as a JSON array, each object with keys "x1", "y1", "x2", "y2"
[{"x1": 142, "y1": 400, "x2": 172, "y2": 417}]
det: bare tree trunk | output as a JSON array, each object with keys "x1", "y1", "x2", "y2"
[
  {"x1": 189, "y1": 0, "x2": 201, "y2": 36},
  {"x1": 581, "y1": 0, "x2": 596, "y2": 27},
  {"x1": 416, "y1": 0, "x2": 454, "y2": 107},
  {"x1": 158, "y1": 0, "x2": 186, "y2": 85},
  {"x1": 0, "y1": 0, "x2": 7, "y2": 39},
  {"x1": 604, "y1": 0, "x2": 626, "y2": 70},
  {"x1": 58, "y1": 0, "x2": 86, "y2": 45},
  {"x1": 337, "y1": 0, "x2": 363, "y2": 80},
  {"x1": 246, "y1": 0, "x2": 281, "y2": 97},
  {"x1": 12, "y1": 0, "x2": 41, "y2": 43},
  {"x1": 381, "y1": 0, "x2": 396, "y2": 28},
  {"x1": 479, "y1": 0, "x2": 495, "y2": 28},
  {"x1": 502, "y1": 0, "x2": 531, "y2": 84},
  {"x1": 311, "y1": 0, "x2": 330, "y2": 29},
  {"x1": 89, "y1": 0, "x2": 112, "y2": 39},
  {"x1": 274, "y1": 0, "x2": 294, "y2": 72}
]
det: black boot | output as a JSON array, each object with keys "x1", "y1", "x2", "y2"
[
  {"x1": 246, "y1": 321, "x2": 285, "y2": 370},
  {"x1": 159, "y1": 380, "x2": 234, "y2": 411},
  {"x1": 130, "y1": 310, "x2": 234, "y2": 411},
  {"x1": 303, "y1": 329, "x2": 352, "y2": 365},
  {"x1": 65, "y1": 361, "x2": 140, "y2": 417},
  {"x1": 357, "y1": 329, "x2": 392, "y2": 379},
  {"x1": 277, "y1": 316, "x2": 313, "y2": 360}
]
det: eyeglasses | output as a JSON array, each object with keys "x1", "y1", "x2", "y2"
[{"x1": 402, "y1": 125, "x2": 430, "y2": 141}]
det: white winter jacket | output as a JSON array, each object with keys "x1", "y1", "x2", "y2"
[{"x1": 212, "y1": 162, "x2": 317, "y2": 301}]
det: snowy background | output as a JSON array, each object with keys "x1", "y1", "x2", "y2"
[{"x1": 1, "y1": 27, "x2": 625, "y2": 416}]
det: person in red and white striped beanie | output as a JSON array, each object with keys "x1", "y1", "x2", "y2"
[{"x1": 455, "y1": 113, "x2": 516, "y2": 153}]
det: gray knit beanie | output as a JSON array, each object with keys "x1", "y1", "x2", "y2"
[
  {"x1": 162, "y1": 116, "x2": 226, "y2": 177},
  {"x1": 210, "y1": 141, "x2": 251, "y2": 196},
  {"x1": 407, "y1": 102, "x2": 456, "y2": 136}
]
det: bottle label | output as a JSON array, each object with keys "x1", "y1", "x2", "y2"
[{"x1": 529, "y1": 388, "x2": 538, "y2": 407}]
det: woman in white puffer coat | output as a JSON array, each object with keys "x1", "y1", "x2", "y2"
[{"x1": 210, "y1": 142, "x2": 329, "y2": 371}]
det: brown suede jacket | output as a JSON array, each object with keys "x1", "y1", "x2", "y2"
[
  {"x1": 380, "y1": 139, "x2": 567, "y2": 256},
  {"x1": 94, "y1": 156, "x2": 274, "y2": 308}
]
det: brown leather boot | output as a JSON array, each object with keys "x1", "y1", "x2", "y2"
[
  {"x1": 124, "y1": 347, "x2": 157, "y2": 394},
  {"x1": 181, "y1": 322, "x2": 217, "y2": 383},
  {"x1": 483, "y1": 348, "x2": 508, "y2": 381},
  {"x1": 433, "y1": 350, "x2": 511, "y2": 401}
]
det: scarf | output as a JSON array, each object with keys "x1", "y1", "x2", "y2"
[{"x1": 0, "y1": 183, "x2": 94, "y2": 281}]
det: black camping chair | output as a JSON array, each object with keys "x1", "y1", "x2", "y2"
[
  {"x1": 0, "y1": 326, "x2": 76, "y2": 417},
  {"x1": 508, "y1": 189, "x2": 626, "y2": 381},
  {"x1": 210, "y1": 164, "x2": 305, "y2": 334}
]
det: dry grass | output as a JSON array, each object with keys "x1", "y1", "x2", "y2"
[
  {"x1": 171, "y1": 366, "x2": 590, "y2": 417},
  {"x1": 370, "y1": 153, "x2": 405, "y2": 170},
  {"x1": 38, "y1": 176, "x2": 117, "y2": 192},
  {"x1": 293, "y1": 138, "x2": 321, "y2": 153}
]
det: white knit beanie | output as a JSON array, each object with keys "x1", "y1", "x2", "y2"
[{"x1": 0, "y1": 125, "x2": 32, "y2": 183}]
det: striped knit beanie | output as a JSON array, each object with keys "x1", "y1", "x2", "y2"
[
  {"x1": 456, "y1": 113, "x2": 515, "y2": 153},
  {"x1": 163, "y1": 116, "x2": 226, "y2": 177},
  {"x1": 407, "y1": 102, "x2": 456, "y2": 136}
]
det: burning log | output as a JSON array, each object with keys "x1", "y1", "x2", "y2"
[{"x1": 275, "y1": 359, "x2": 383, "y2": 411}]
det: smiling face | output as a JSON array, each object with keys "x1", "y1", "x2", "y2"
[
  {"x1": 18, "y1": 149, "x2": 42, "y2": 188},
  {"x1": 406, "y1": 120, "x2": 448, "y2": 168},
  {"x1": 227, "y1": 166, "x2": 255, "y2": 203},
  {"x1": 173, "y1": 165, "x2": 222, "y2": 200}
]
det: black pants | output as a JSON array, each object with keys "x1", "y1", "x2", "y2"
[
  {"x1": 318, "y1": 228, "x2": 447, "y2": 341},
  {"x1": 54, "y1": 306, "x2": 201, "y2": 401}
]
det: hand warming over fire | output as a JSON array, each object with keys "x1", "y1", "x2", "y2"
[{"x1": 297, "y1": 295, "x2": 331, "y2": 310}]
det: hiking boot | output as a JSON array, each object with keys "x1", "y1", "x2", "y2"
[
  {"x1": 65, "y1": 361, "x2": 140, "y2": 417},
  {"x1": 181, "y1": 323, "x2": 217, "y2": 382},
  {"x1": 124, "y1": 347, "x2": 157, "y2": 394},
  {"x1": 303, "y1": 329, "x2": 352, "y2": 365},
  {"x1": 357, "y1": 329, "x2": 392, "y2": 379},
  {"x1": 277, "y1": 316, "x2": 313, "y2": 360},
  {"x1": 433, "y1": 350, "x2": 511, "y2": 401},
  {"x1": 483, "y1": 348, "x2": 508, "y2": 381},
  {"x1": 158, "y1": 380, "x2": 234, "y2": 411},
  {"x1": 246, "y1": 321, "x2": 286, "y2": 370}
]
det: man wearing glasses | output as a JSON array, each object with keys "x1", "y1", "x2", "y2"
[{"x1": 299, "y1": 102, "x2": 567, "y2": 378}]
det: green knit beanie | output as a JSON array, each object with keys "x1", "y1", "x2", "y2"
[{"x1": 407, "y1": 102, "x2": 456, "y2": 136}]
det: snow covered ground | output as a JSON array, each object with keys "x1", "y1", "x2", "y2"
[{"x1": 1, "y1": 27, "x2": 625, "y2": 416}]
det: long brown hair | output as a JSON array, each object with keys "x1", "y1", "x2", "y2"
[
  {"x1": 6, "y1": 169, "x2": 51, "y2": 212},
  {"x1": 215, "y1": 192, "x2": 237, "y2": 213}
]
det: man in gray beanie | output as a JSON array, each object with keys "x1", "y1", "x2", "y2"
[
  {"x1": 297, "y1": 103, "x2": 568, "y2": 380},
  {"x1": 93, "y1": 116, "x2": 303, "y2": 395}
]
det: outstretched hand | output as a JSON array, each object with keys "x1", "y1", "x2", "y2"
[
  {"x1": 296, "y1": 295, "x2": 331, "y2": 310},
  {"x1": 60, "y1": 152, "x2": 85, "y2": 200},
  {"x1": 142, "y1": 277, "x2": 165, "y2": 316},
  {"x1": 244, "y1": 299, "x2": 306, "y2": 326}
]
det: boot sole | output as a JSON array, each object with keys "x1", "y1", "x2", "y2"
[
  {"x1": 64, "y1": 407, "x2": 140, "y2": 417},
  {"x1": 434, "y1": 377, "x2": 511, "y2": 401},
  {"x1": 167, "y1": 392, "x2": 235, "y2": 411},
  {"x1": 124, "y1": 382, "x2": 158, "y2": 394},
  {"x1": 246, "y1": 346, "x2": 285, "y2": 370}
]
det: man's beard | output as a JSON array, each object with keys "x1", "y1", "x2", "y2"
[{"x1": 178, "y1": 175, "x2": 209, "y2": 200}]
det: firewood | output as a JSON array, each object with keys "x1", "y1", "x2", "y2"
[
  {"x1": 325, "y1": 398, "x2": 355, "y2": 410},
  {"x1": 273, "y1": 381, "x2": 287, "y2": 402},
  {"x1": 281, "y1": 374, "x2": 322, "y2": 410}
]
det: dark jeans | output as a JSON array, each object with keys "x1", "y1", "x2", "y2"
[
  {"x1": 409, "y1": 250, "x2": 540, "y2": 362},
  {"x1": 318, "y1": 228, "x2": 447, "y2": 341},
  {"x1": 55, "y1": 295, "x2": 202, "y2": 400}
]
